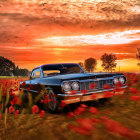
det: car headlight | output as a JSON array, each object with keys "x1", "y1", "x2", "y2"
[
  {"x1": 62, "y1": 82, "x2": 71, "y2": 92},
  {"x1": 113, "y1": 78, "x2": 119, "y2": 84},
  {"x1": 119, "y1": 77, "x2": 125, "y2": 84},
  {"x1": 71, "y1": 81, "x2": 79, "y2": 91}
]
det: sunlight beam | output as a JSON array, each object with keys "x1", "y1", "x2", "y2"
[{"x1": 36, "y1": 30, "x2": 140, "y2": 46}]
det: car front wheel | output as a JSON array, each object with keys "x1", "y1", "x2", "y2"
[{"x1": 44, "y1": 89, "x2": 59, "y2": 113}]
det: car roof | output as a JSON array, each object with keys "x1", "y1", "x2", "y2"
[{"x1": 33, "y1": 63, "x2": 79, "y2": 70}]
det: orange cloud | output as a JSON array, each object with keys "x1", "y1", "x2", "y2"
[{"x1": 0, "y1": 0, "x2": 140, "y2": 72}]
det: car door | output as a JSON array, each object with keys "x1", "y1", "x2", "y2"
[{"x1": 30, "y1": 68, "x2": 42, "y2": 95}]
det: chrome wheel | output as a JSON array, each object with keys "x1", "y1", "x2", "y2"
[{"x1": 48, "y1": 90, "x2": 57, "y2": 111}]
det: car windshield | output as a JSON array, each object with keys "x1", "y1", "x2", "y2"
[{"x1": 42, "y1": 64, "x2": 85, "y2": 76}]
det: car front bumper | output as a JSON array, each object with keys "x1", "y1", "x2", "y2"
[{"x1": 57, "y1": 85, "x2": 127, "y2": 104}]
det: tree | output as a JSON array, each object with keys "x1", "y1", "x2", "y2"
[
  {"x1": 101, "y1": 53, "x2": 117, "y2": 72},
  {"x1": 18, "y1": 68, "x2": 29, "y2": 76},
  {"x1": 84, "y1": 58, "x2": 97, "y2": 72},
  {"x1": 14, "y1": 66, "x2": 29, "y2": 76},
  {"x1": 0, "y1": 56, "x2": 29, "y2": 76},
  {"x1": 136, "y1": 48, "x2": 140, "y2": 70},
  {"x1": 0, "y1": 56, "x2": 15, "y2": 76}
]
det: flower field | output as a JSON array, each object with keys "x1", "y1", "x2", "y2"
[{"x1": 0, "y1": 74, "x2": 140, "y2": 140}]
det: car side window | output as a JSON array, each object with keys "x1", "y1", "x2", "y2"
[
  {"x1": 34, "y1": 70, "x2": 40, "y2": 78},
  {"x1": 30, "y1": 69, "x2": 40, "y2": 79}
]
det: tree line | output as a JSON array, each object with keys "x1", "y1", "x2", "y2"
[
  {"x1": 0, "y1": 56, "x2": 29, "y2": 76},
  {"x1": 1, "y1": 49, "x2": 139, "y2": 76},
  {"x1": 79, "y1": 53, "x2": 117, "y2": 73}
]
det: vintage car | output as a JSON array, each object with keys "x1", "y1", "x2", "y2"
[{"x1": 20, "y1": 63, "x2": 127, "y2": 112}]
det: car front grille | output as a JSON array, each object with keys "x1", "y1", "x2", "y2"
[{"x1": 80, "y1": 79, "x2": 113, "y2": 91}]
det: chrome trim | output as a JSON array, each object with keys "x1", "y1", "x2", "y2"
[
  {"x1": 58, "y1": 85, "x2": 128, "y2": 97},
  {"x1": 61, "y1": 75, "x2": 126, "y2": 94}
]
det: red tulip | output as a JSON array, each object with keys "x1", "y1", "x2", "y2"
[
  {"x1": 67, "y1": 112, "x2": 75, "y2": 118},
  {"x1": 129, "y1": 87, "x2": 139, "y2": 94},
  {"x1": 103, "y1": 91, "x2": 114, "y2": 98},
  {"x1": 76, "y1": 118, "x2": 93, "y2": 131},
  {"x1": 130, "y1": 96, "x2": 140, "y2": 101},
  {"x1": 103, "y1": 84, "x2": 111, "y2": 89},
  {"x1": 70, "y1": 90, "x2": 76, "y2": 95},
  {"x1": 80, "y1": 104, "x2": 87, "y2": 108},
  {"x1": 27, "y1": 87, "x2": 30, "y2": 91},
  {"x1": 32, "y1": 105, "x2": 40, "y2": 114},
  {"x1": 101, "y1": 116, "x2": 138, "y2": 139},
  {"x1": 89, "y1": 83, "x2": 96, "y2": 89},
  {"x1": 81, "y1": 89, "x2": 87, "y2": 94},
  {"x1": 14, "y1": 110, "x2": 19, "y2": 115},
  {"x1": 21, "y1": 81, "x2": 26, "y2": 87},
  {"x1": 60, "y1": 100, "x2": 66, "y2": 107},
  {"x1": 9, "y1": 106, "x2": 14, "y2": 114},
  {"x1": 40, "y1": 99, "x2": 44, "y2": 104},
  {"x1": 88, "y1": 107, "x2": 98, "y2": 114},
  {"x1": 90, "y1": 117, "x2": 99, "y2": 124},
  {"x1": 39, "y1": 110, "x2": 45, "y2": 117},
  {"x1": 74, "y1": 107, "x2": 85, "y2": 115},
  {"x1": 68, "y1": 124, "x2": 91, "y2": 136}
]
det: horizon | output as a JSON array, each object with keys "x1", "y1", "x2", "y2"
[{"x1": 0, "y1": 0, "x2": 140, "y2": 73}]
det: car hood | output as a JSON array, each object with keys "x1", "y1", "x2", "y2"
[{"x1": 45, "y1": 72, "x2": 123, "y2": 81}]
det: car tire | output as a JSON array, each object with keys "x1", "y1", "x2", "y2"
[{"x1": 44, "y1": 89, "x2": 60, "y2": 113}]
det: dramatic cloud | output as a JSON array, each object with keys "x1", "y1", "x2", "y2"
[
  {"x1": 36, "y1": 30, "x2": 140, "y2": 46},
  {"x1": 0, "y1": 0, "x2": 140, "y2": 72}
]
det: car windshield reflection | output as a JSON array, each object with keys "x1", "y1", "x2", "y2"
[{"x1": 42, "y1": 64, "x2": 85, "y2": 76}]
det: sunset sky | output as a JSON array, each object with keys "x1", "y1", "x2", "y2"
[{"x1": 0, "y1": 0, "x2": 140, "y2": 72}]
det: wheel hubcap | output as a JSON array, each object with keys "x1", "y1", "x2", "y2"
[{"x1": 48, "y1": 90, "x2": 57, "y2": 111}]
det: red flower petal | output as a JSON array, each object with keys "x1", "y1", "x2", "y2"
[
  {"x1": 80, "y1": 104, "x2": 87, "y2": 108},
  {"x1": 32, "y1": 105, "x2": 40, "y2": 114},
  {"x1": 103, "y1": 84, "x2": 111, "y2": 89},
  {"x1": 27, "y1": 87, "x2": 30, "y2": 91},
  {"x1": 129, "y1": 87, "x2": 139, "y2": 94},
  {"x1": 39, "y1": 110, "x2": 45, "y2": 117},
  {"x1": 21, "y1": 81, "x2": 26, "y2": 87},
  {"x1": 88, "y1": 107, "x2": 98, "y2": 114},
  {"x1": 70, "y1": 90, "x2": 76, "y2": 95},
  {"x1": 9, "y1": 106, "x2": 14, "y2": 114},
  {"x1": 60, "y1": 100, "x2": 66, "y2": 107},
  {"x1": 130, "y1": 96, "x2": 140, "y2": 101},
  {"x1": 91, "y1": 94, "x2": 97, "y2": 99},
  {"x1": 89, "y1": 83, "x2": 96, "y2": 89},
  {"x1": 81, "y1": 89, "x2": 87, "y2": 94},
  {"x1": 67, "y1": 112, "x2": 75, "y2": 118},
  {"x1": 14, "y1": 110, "x2": 19, "y2": 115},
  {"x1": 40, "y1": 99, "x2": 44, "y2": 104},
  {"x1": 74, "y1": 107, "x2": 85, "y2": 115}
]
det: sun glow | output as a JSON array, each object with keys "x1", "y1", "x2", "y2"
[{"x1": 37, "y1": 30, "x2": 140, "y2": 46}]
